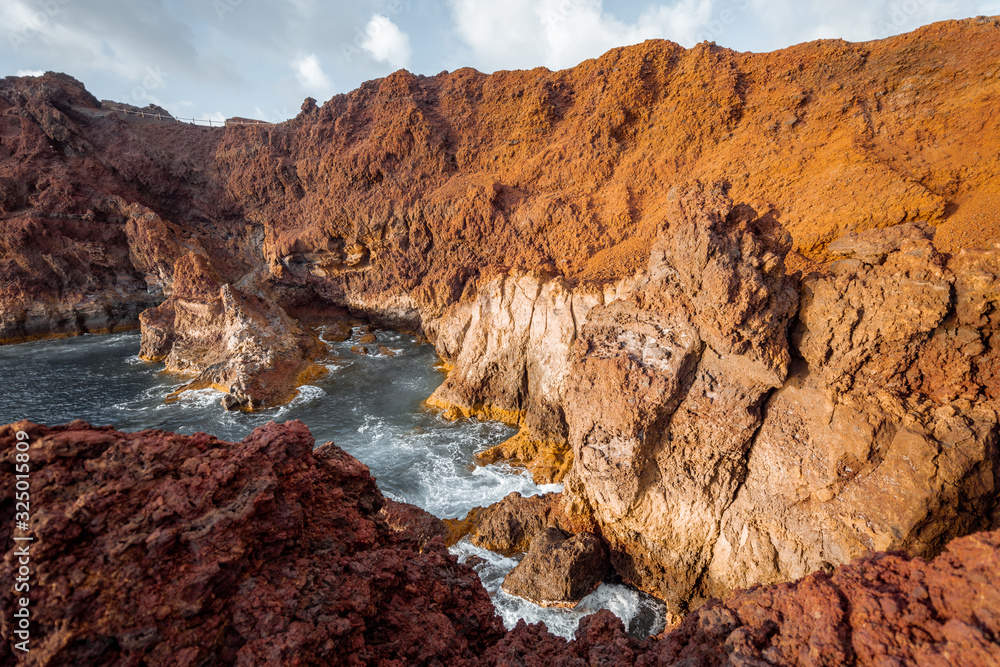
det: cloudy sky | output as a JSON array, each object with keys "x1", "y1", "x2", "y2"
[{"x1": 1, "y1": 0, "x2": 997, "y2": 122}]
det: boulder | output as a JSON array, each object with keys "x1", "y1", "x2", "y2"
[
  {"x1": 444, "y1": 492, "x2": 564, "y2": 555},
  {"x1": 502, "y1": 528, "x2": 610, "y2": 608},
  {"x1": 140, "y1": 252, "x2": 328, "y2": 411}
]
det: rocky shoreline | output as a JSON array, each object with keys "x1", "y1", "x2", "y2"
[
  {"x1": 2, "y1": 15, "x2": 1000, "y2": 664},
  {"x1": 1, "y1": 421, "x2": 997, "y2": 665}
]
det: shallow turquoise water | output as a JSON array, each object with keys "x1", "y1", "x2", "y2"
[{"x1": 0, "y1": 328, "x2": 665, "y2": 637}]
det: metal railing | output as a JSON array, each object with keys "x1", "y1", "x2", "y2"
[{"x1": 107, "y1": 105, "x2": 273, "y2": 127}]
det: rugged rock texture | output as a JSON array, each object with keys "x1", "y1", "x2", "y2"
[
  {"x1": 0, "y1": 420, "x2": 505, "y2": 665},
  {"x1": 139, "y1": 251, "x2": 328, "y2": 410},
  {"x1": 379, "y1": 498, "x2": 448, "y2": 550},
  {"x1": 442, "y1": 491, "x2": 597, "y2": 555},
  {"x1": 558, "y1": 183, "x2": 799, "y2": 612},
  {"x1": 698, "y1": 223, "x2": 1000, "y2": 609},
  {"x1": 0, "y1": 73, "x2": 256, "y2": 343},
  {"x1": 2, "y1": 420, "x2": 998, "y2": 665},
  {"x1": 484, "y1": 529, "x2": 1000, "y2": 666},
  {"x1": 502, "y1": 528, "x2": 610, "y2": 608},
  {"x1": 438, "y1": 186, "x2": 999, "y2": 617}
]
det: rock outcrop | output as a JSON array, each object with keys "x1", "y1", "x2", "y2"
[
  {"x1": 139, "y1": 252, "x2": 328, "y2": 410},
  {"x1": 440, "y1": 187, "x2": 999, "y2": 618},
  {"x1": 697, "y1": 222, "x2": 1000, "y2": 608},
  {"x1": 482, "y1": 528, "x2": 1000, "y2": 666},
  {"x1": 502, "y1": 528, "x2": 610, "y2": 608},
  {"x1": 558, "y1": 183, "x2": 799, "y2": 612},
  {"x1": 2, "y1": 420, "x2": 998, "y2": 665},
  {"x1": 0, "y1": 420, "x2": 505, "y2": 665},
  {"x1": 0, "y1": 73, "x2": 255, "y2": 343},
  {"x1": 444, "y1": 491, "x2": 567, "y2": 555}
]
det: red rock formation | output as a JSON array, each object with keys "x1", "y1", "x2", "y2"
[
  {"x1": 139, "y1": 251, "x2": 328, "y2": 410},
  {"x1": 481, "y1": 529, "x2": 1000, "y2": 666},
  {"x1": 0, "y1": 73, "x2": 253, "y2": 343},
  {"x1": 1, "y1": 419, "x2": 998, "y2": 664},
  {"x1": 0, "y1": 420, "x2": 504, "y2": 665}
]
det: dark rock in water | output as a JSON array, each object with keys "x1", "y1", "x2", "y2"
[
  {"x1": 378, "y1": 345, "x2": 397, "y2": 356},
  {"x1": 140, "y1": 251, "x2": 328, "y2": 412},
  {"x1": 351, "y1": 345, "x2": 370, "y2": 355},
  {"x1": 465, "y1": 555, "x2": 487, "y2": 568},
  {"x1": 445, "y1": 492, "x2": 561, "y2": 555},
  {"x1": 0, "y1": 420, "x2": 504, "y2": 665},
  {"x1": 502, "y1": 528, "x2": 609, "y2": 608},
  {"x1": 471, "y1": 492, "x2": 557, "y2": 556},
  {"x1": 358, "y1": 333, "x2": 377, "y2": 344}
]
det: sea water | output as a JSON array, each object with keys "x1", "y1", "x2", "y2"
[{"x1": 0, "y1": 329, "x2": 666, "y2": 638}]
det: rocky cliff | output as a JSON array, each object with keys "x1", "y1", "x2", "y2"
[
  {"x1": 2, "y1": 421, "x2": 998, "y2": 665},
  {"x1": 1, "y1": 15, "x2": 999, "y2": 626},
  {"x1": 0, "y1": 420, "x2": 505, "y2": 665}
]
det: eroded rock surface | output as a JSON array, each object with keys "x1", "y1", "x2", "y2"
[
  {"x1": 483, "y1": 529, "x2": 1000, "y2": 666},
  {"x1": 502, "y1": 528, "x2": 610, "y2": 608},
  {"x1": 443, "y1": 491, "x2": 582, "y2": 555},
  {"x1": 700, "y1": 223, "x2": 1000, "y2": 607},
  {"x1": 555, "y1": 183, "x2": 799, "y2": 611},
  {"x1": 3, "y1": 16, "x2": 1000, "y2": 635},
  {"x1": 0, "y1": 420, "x2": 504, "y2": 665},
  {"x1": 139, "y1": 251, "x2": 328, "y2": 410}
]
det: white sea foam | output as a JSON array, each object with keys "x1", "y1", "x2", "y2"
[
  {"x1": 5, "y1": 328, "x2": 664, "y2": 639},
  {"x1": 450, "y1": 538, "x2": 666, "y2": 640},
  {"x1": 173, "y1": 388, "x2": 226, "y2": 408}
]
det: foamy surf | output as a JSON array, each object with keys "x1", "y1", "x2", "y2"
[
  {"x1": 450, "y1": 538, "x2": 667, "y2": 639},
  {"x1": 0, "y1": 328, "x2": 665, "y2": 637}
]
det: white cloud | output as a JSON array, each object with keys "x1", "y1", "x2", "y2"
[
  {"x1": 15, "y1": 69, "x2": 45, "y2": 77},
  {"x1": 449, "y1": 0, "x2": 716, "y2": 72},
  {"x1": 359, "y1": 14, "x2": 413, "y2": 69},
  {"x1": 292, "y1": 53, "x2": 333, "y2": 97},
  {"x1": 746, "y1": 0, "x2": 972, "y2": 44},
  {"x1": 202, "y1": 111, "x2": 227, "y2": 123}
]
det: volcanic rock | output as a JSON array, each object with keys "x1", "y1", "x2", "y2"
[
  {"x1": 0, "y1": 420, "x2": 505, "y2": 665},
  {"x1": 698, "y1": 222, "x2": 1000, "y2": 608},
  {"x1": 3, "y1": 17, "x2": 1000, "y2": 625},
  {"x1": 0, "y1": 73, "x2": 256, "y2": 343},
  {"x1": 501, "y1": 528, "x2": 610, "y2": 608},
  {"x1": 379, "y1": 498, "x2": 448, "y2": 550},
  {"x1": 443, "y1": 491, "x2": 570, "y2": 555},
  {"x1": 482, "y1": 529, "x2": 1000, "y2": 666},
  {"x1": 1, "y1": 419, "x2": 998, "y2": 665},
  {"x1": 139, "y1": 251, "x2": 328, "y2": 410},
  {"x1": 558, "y1": 182, "x2": 798, "y2": 610}
]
